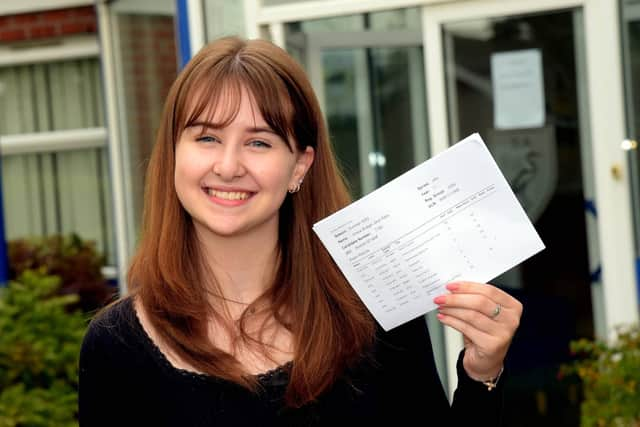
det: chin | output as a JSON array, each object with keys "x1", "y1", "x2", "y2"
[
  {"x1": 202, "y1": 224, "x2": 247, "y2": 238},
  {"x1": 192, "y1": 212, "x2": 279, "y2": 240},
  {"x1": 196, "y1": 217, "x2": 261, "y2": 239}
]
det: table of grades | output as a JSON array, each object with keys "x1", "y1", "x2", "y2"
[{"x1": 314, "y1": 134, "x2": 545, "y2": 331}]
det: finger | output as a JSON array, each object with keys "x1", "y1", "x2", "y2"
[
  {"x1": 438, "y1": 307, "x2": 500, "y2": 335},
  {"x1": 436, "y1": 293, "x2": 522, "y2": 332},
  {"x1": 437, "y1": 312, "x2": 500, "y2": 350},
  {"x1": 446, "y1": 281, "x2": 523, "y2": 312},
  {"x1": 434, "y1": 293, "x2": 501, "y2": 318}
]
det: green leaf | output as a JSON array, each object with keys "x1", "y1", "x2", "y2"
[
  {"x1": 0, "y1": 269, "x2": 91, "y2": 426},
  {"x1": 562, "y1": 325, "x2": 640, "y2": 426}
]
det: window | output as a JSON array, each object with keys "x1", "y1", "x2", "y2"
[{"x1": 0, "y1": 42, "x2": 115, "y2": 265}]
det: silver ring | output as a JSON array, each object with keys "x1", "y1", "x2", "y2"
[{"x1": 490, "y1": 304, "x2": 502, "y2": 319}]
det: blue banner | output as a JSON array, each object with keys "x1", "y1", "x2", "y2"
[{"x1": 176, "y1": 0, "x2": 192, "y2": 69}]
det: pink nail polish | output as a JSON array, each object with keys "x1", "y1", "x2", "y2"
[
  {"x1": 446, "y1": 282, "x2": 459, "y2": 291},
  {"x1": 433, "y1": 296, "x2": 446, "y2": 304},
  {"x1": 437, "y1": 313, "x2": 445, "y2": 320}
]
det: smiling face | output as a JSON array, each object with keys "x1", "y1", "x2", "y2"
[{"x1": 174, "y1": 86, "x2": 314, "y2": 242}]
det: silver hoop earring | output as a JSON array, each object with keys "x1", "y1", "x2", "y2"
[{"x1": 288, "y1": 179, "x2": 303, "y2": 194}]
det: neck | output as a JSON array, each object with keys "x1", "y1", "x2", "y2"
[{"x1": 194, "y1": 222, "x2": 280, "y2": 305}]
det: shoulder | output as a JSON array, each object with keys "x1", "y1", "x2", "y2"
[
  {"x1": 80, "y1": 296, "x2": 141, "y2": 363},
  {"x1": 79, "y1": 297, "x2": 161, "y2": 424},
  {"x1": 84, "y1": 296, "x2": 137, "y2": 339}
]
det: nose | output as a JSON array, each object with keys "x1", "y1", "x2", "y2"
[{"x1": 212, "y1": 144, "x2": 246, "y2": 181}]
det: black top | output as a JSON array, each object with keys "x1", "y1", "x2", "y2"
[{"x1": 79, "y1": 298, "x2": 504, "y2": 426}]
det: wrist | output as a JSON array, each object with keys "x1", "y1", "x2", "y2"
[
  {"x1": 457, "y1": 349, "x2": 506, "y2": 392},
  {"x1": 462, "y1": 349, "x2": 504, "y2": 381},
  {"x1": 464, "y1": 365, "x2": 503, "y2": 382},
  {"x1": 466, "y1": 366, "x2": 504, "y2": 391}
]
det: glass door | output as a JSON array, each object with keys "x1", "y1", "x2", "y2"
[
  {"x1": 282, "y1": 8, "x2": 448, "y2": 385},
  {"x1": 285, "y1": 10, "x2": 428, "y2": 197},
  {"x1": 306, "y1": 41, "x2": 426, "y2": 197},
  {"x1": 444, "y1": 10, "x2": 593, "y2": 425},
  {"x1": 424, "y1": 0, "x2": 637, "y2": 425}
]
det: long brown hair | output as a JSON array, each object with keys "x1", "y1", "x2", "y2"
[{"x1": 127, "y1": 36, "x2": 375, "y2": 407}]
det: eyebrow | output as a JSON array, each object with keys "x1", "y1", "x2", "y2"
[{"x1": 189, "y1": 121, "x2": 278, "y2": 135}]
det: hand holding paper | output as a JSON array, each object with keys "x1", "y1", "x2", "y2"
[
  {"x1": 435, "y1": 280, "x2": 523, "y2": 383},
  {"x1": 313, "y1": 133, "x2": 544, "y2": 331}
]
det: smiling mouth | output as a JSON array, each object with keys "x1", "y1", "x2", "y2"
[{"x1": 203, "y1": 188, "x2": 253, "y2": 201}]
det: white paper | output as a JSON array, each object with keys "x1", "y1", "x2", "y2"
[
  {"x1": 313, "y1": 133, "x2": 545, "y2": 331},
  {"x1": 491, "y1": 49, "x2": 545, "y2": 129}
]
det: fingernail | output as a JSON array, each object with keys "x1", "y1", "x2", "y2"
[
  {"x1": 433, "y1": 296, "x2": 446, "y2": 304},
  {"x1": 437, "y1": 313, "x2": 445, "y2": 320},
  {"x1": 446, "y1": 282, "x2": 459, "y2": 291}
]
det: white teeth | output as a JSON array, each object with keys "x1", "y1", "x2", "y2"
[{"x1": 206, "y1": 189, "x2": 250, "y2": 200}]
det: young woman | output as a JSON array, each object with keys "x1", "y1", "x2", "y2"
[{"x1": 79, "y1": 36, "x2": 522, "y2": 426}]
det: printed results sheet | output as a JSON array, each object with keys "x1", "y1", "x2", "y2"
[{"x1": 313, "y1": 133, "x2": 545, "y2": 331}]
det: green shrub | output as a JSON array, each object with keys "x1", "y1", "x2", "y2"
[
  {"x1": 0, "y1": 270, "x2": 87, "y2": 427},
  {"x1": 8, "y1": 234, "x2": 115, "y2": 313},
  {"x1": 561, "y1": 325, "x2": 640, "y2": 427},
  {"x1": 0, "y1": 383, "x2": 77, "y2": 427}
]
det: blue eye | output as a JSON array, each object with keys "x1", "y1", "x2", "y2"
[
  {"x1": 249, "y1": 140, "x2": 271, "y2": 148},
  {"x1": 196, "y1": 135, "x2": 219, "y2": 144}
]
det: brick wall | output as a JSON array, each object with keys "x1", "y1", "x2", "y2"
[
  {"x1": 0, "y1": 6, "x2": 97, "y2": 43},
  {"x1": 0, "y1": 6, "x2": 178, "y2": 232},
  {"x1": 117, "y1": 14, "x2": 177, "y2": 228}
]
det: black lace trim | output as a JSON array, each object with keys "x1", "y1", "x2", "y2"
[{"x1": 126, "y1": 298, "x2": 292, "y2": 385}]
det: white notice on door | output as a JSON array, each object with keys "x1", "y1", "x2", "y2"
[
  {"x1": 491, "y1": 49, "x2": 545, "y2": 129},
  {"x1": 313, "y1": 133, "x2": 545, "y2": 331}
]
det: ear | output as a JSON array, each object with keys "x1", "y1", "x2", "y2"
[{"x1": 291, "y1": 146, "x2": 315, "y2": 184}]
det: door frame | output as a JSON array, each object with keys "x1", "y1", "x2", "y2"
[
  {"x1": 423, "y1": 0, "x2": 638, "y2": 397},
  {"x1": 98, "y1": 0, "x2": 181, "y2": 293}
]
